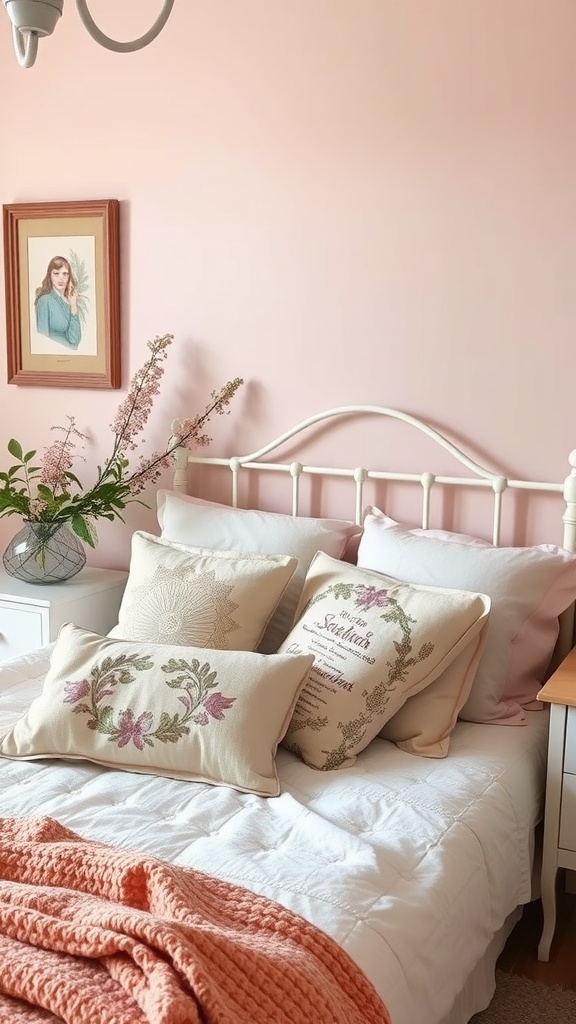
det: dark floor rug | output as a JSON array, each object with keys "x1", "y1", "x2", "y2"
[{"x1": 470, "y1": 971, "x2": 576, "y2": 1023}]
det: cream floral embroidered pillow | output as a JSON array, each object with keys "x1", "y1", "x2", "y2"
[
  {"x1": 280, "y1": 553, "x2": 490, "y2": 770},
  {"x1": 108, "y1": 531, "x2": 297, "y2": 652},
  {"x1": 0, "y1": 624, "x2": 314, "y2": 796}
]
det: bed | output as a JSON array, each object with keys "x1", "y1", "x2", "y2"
[{"x1": 1, "y1": 404, "x2": 576, "y2": 1024}]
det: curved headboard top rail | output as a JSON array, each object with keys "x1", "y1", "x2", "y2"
[
  {"x1": 178, "y1": 405, "x2": 501, "y2": 479},
  {"x1": 170, "y1": 405, "x2": 576, "y2": 551}
]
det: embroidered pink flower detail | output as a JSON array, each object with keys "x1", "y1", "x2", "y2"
[
  {"x1": 63, "y1": 678, "x2": 91, "y2": 704},
  {"x1": 355, "y1": 586, "x2": 389, "y2": 610},
  {"x1": 116, "y1": 709, "x2": 154, "y2": 750},
  {"x1": 203, "y1": 692, "x2": 236, "y2": 720}
]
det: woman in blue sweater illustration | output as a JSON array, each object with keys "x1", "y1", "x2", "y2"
[{"x1": 34, "y1": 256, "x2": 81, "y2": 349}]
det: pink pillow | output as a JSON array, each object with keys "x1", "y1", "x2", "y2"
[{"x1": 357, "y1": 508, "x2": 576, "y2": 725}]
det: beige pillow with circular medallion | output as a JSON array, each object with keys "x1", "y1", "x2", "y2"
[{"x1": 109, "y1": 531, "x2": 297, "y2": 652}]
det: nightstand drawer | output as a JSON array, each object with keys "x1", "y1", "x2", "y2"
[
  {"x1": 0, "y1": 567, "x2": 128, "y2": 664},
  {"x1": 559, "y1": 771, "x2": 576, "y2": 850},
  {"x1": 565, "y1": 707, "x2": 576, "y2": 774},
  {"x1": 0, "y1": 601, "x2": 48, "y2": 660}
]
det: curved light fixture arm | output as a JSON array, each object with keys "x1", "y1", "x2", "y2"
[
  {"x1": 75, "y1": 0, "x2": 175, "y2": 53},
  {"x1": 11, "y1": 24, "x2": 38, "y2": 67}
]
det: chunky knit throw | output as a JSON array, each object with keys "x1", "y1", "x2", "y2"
[{"x1": 0, "y1": 817, "x2": 390, "y2": 1024}]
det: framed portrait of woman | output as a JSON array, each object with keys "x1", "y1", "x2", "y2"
[{"x1": 3, "y1": 199, "x2": 120, "y2": 389}]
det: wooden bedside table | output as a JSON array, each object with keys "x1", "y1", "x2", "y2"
[
  {"x1": 0, "y1": 566, "x2": 128, "y2": 663},
  {"x1": 537, "y1": 644, "x2": 576, "y2": 961}
]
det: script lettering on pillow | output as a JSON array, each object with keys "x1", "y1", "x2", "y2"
[{"x1": 280, "y1": 553, "x2": 490, "y2": 770}]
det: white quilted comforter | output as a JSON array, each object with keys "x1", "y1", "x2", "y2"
[{"x1": 0, "y1": 647, "x2": 548, "y2": 1024}]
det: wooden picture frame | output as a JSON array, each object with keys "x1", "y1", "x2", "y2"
[{"x1": 3, "y1": 199, "x2": 120, "y2": 389}]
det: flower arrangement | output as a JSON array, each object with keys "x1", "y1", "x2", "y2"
[{"x1": 0, "y1": 334, "x2": 243, "y2": 549}]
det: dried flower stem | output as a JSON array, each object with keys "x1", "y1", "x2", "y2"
[{"x1": 0, "y1": 334, "x2": 243, "y2": 548}]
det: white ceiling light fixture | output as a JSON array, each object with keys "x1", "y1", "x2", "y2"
[{"x1": 3, "y1": 0, "x2": 176, "y2": 69}]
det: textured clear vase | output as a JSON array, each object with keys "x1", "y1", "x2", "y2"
[{"x1": 2, "y1": 520, "x2": 87, "y2": 584}]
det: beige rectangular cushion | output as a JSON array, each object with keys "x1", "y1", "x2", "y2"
[{"x1": 0, "y1": 623, "x2": 314, "y2": 797}]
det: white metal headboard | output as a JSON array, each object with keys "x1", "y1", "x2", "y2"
[{"x1": 171, "y1": 404, "x2": 576, "y2": 552}]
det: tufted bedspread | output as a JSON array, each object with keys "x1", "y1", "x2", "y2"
[
  {"x1": 0, "y1": 816, "x2": 390, "y2": 1024},
  {"x1": 0, "y1": 647, "x2": 549, "y2": 1024}
]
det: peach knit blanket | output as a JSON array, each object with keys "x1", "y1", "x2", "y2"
[{"x1": 0, "y1": 816, "x2": 390, "y2": 1024}]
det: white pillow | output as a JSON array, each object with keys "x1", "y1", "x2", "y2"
[
  {"x1": 156, "y1": 490, "x2": 361, "y2": 652},
  {"x1": 357, "y1": 514, "x2": 576, "y2": 724},
  {"x1": 0, "y1": 623, "x2": 314, "y2": 797},
  {"x1": 109, "y1": 531, "x2": 297, "y2": 653},
  {"x1": 364, "y1": 506, "x2": 490, "y2": 547},
  {"x1": 279, "y1": 552, "x2": 490, "y2": 769}
]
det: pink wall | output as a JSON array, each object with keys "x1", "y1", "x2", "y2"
[{"x1": 1, "y1": 0, "x2": 575, "y2": 564}]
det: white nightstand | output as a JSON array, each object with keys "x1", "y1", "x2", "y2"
[
  {"x1": 537, "y1": 644, "x2": 576, "y2": 960},
  {"x1": 0, "y1": 567, "x2": 128, "y2": 663}
]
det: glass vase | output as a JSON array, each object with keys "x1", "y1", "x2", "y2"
[{"x1": 2, "y1": 520, "x2": 87, "y2": 585}]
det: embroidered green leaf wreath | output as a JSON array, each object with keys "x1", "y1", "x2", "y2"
[
  {"x1": 63, "y1": 652, "x2": 236, "y2": 750},
  {"x1": 0, "y1": 622, "x2": 316, "y2": 795},
  {"x1": 284, "y1": 581, "x2": 433, "y2": 770},
  {"x1": 280, "y1": 552, "x2": 491, "y2": 770}
]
